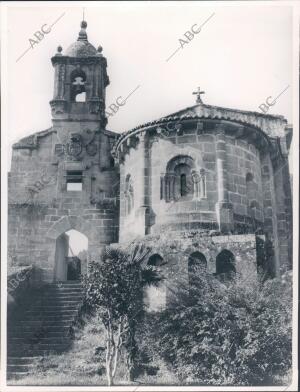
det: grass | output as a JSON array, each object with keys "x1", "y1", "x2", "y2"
[{"x1": 8, "y1": 314, "x2": 178, "y2": 386}]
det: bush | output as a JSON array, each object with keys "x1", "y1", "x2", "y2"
[{"x1": 142, "y1": 270, "x2": 292, "y2": 386}]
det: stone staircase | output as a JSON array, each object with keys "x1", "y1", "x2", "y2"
[{"x1": 7, "y1": 281, "x2": 83, "y2": 380}]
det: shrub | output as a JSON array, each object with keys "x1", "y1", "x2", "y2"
[{"x1": 142, "y1": 269, "x2": 292, "y2": 386}]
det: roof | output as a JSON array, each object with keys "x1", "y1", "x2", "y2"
[
  {"x1": 12, "y1": 128, "x2": 55, "y2": 149},
  {"x1": 66, "y1": 40, "x2": 97, "y2": 57},
  {"x1": 113, "y1": 102, "x2": 288, "y2": 152},
  {"x1": 65, "y1": 20, "x2": 100, "y2": 57}
]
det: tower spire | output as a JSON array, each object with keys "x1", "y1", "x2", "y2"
[{"x1": 78, "y1": 20, "x2": 88, "y2": 42}]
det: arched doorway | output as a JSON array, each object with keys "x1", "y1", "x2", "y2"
[
  {"x1": 188, "y1": 251, "x2": 207, "y2": 286},
  {"x1": 144, "y1": 254, "x2": 166, "y2": 312},
  {"x1": 216, "y1": 250, "x2": 236, "y2": 283},
  {"x1": 54, "y1": 229, "x2": 88, "y2": 282}
]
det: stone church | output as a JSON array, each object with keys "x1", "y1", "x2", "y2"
[{"x1": 8, "y1": 20, "x2": 293, "y2": 298}]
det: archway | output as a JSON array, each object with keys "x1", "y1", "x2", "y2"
[
  {"x1": 54, "y1": 229, "x2": 88, "y2": 282},
  {"x1": 216, "y1": 250, "x2": 236, "y2": 282},
  {"x1": 144, "y1": 253, "x2": 166, "y2": 312},
  {"x1": 188, "y1": 251, "x2": 207, "y2": 286}
]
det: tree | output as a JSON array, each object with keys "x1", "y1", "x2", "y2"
[{"x1": 82, "y1": 243, "x2": 161, "y2": 386}]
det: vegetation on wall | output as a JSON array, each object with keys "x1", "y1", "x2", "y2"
[{"x1": 140, "y1": 268, "x2": 292, "y2": 386}]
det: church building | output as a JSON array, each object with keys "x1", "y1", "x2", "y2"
[{"x1": 8, "y1": 20, "x2": 293, "y2": 301}]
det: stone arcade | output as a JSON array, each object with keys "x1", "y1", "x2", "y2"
[{"x1": 8, "y1": 21, "x2": 293, "y2": 307}]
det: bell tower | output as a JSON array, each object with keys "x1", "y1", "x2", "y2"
[{"x1": 50, "y1": 20, "x2": 109, "y2": 127}]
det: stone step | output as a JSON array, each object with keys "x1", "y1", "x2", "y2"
[
  {"x1": 43, "y1": 286, "x2": 84, "y2": 294},
  {"x1": 10, "y1": 324, "x2": 71, "y2": 332},
  {"x1": 45, "y1": 283, "x2": 83, "y2": 288},
  {"x1": 25, "y1": 309, "x2": 79, "y2": 315},
  {"x1": 48, "y1": 281, "x2": 82, "y2": 285},
  {"x1": 7, "y1": 371, "x2": 29, "y2": 380},
  {"x1": 7, "y1": 356, "x2": 41, "y2": 364},
  {"x1": 7, "y1": 336, "x2": 71, "y2": 348},
  {"x1": 7, "y1": 281, "x2": 83, "y2": 379},
  {"x1": 10, "y1": 319, "x2": 75, "y2": 326},
  {"x1": 8, "y1": 348, "x2": 68, "y2": 356},
  {"x1": 31, "y1": 304, "x2": 81, "y2": 311},
  {"x1": 8, "y1": 342, "x2": 71, "y2": 351},
  {"x1": 7, "y1": 364, "x2": 35, "y2": 372},
  {"x1": 40, "y1": 295, "x2": 83, "y2": 301},
  {"x1": 9, "y1": 329, "x2": 71, "y2": 338}
]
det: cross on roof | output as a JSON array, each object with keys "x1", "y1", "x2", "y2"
[{"x1": 192, "y1": 87, "x2": 205, "y2": 104}]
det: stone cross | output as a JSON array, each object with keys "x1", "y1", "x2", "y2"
[{"x1": 193, "y1": 87, "x2": 205, "y2": 104}]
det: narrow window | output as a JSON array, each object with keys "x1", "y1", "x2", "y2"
[
  {"x1": 70, "y1": 69, "x2": 87, "y2": 102},
  {"x1": 66, "y1": 170, "x2": 83, "y2": 191},
  {"x1": 180, "y1": 174, "x2": 187, "y2": 196}
]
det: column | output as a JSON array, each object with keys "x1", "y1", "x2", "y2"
[
  {"x1": 53, "y1": 64, "x2": 59, "y2": 99},
  {"x1": 215, "y1": 125, "x2": 233, "y2": 232},
  {"x1": 137, "y1": 132, "x2": 152, "y2": 235}
]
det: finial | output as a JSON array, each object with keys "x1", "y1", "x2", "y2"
[
  {"x1": 78, "y1": 20, "x2": 88, "y2": 41},
  {"x1": 97, "y1": 45, "x2": 103, "y2": 53},
  {"x1": 192, "y1": 87, "x2": 205, "y2": 104},
  {"x1": 57, "y1": 45, "x2": 63, "y2": 53}
]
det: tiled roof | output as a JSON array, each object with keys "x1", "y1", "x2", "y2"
[{"x1": 113, "y1": 103, "x2": 288, "y2": 151}]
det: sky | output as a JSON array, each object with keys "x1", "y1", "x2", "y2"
[{"x1": 3, "y1": 2, "x2": 294, "y2": 166}]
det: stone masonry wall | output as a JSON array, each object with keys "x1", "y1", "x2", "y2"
[
  {"x1": 118, "y1": 121, "x2": 264, "y2": 241},
  {"x1": 8, "y1": 127, "x2": 119, "y2": 282},
  {"x1": 116, "y1": 232, "x2": 260, "y2": 309}
]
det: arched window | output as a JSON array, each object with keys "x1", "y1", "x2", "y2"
[
  {"x1": 188, "y1": 251, "x2": 207, "y2": 286},
  {"x1": 124, "y1": 174, "x2": 134, "y2": 215},
  {"x1": 70, "y1": 68, "x2": 87, "y2": 102},
  {"x1": 216, "y1": 250, "x2": 236, "y2": 282},
  {"x1": 163, "y1": 156, "x2": 196, "y2": 202},
  {"x1": 145, "y1": 254, "x2": 166, "y2": 312},
  {"x1": 148, "y1": 253, "x2": 164, "y2": 267},
  {"x1": 180, "y1": 174, "x2": 187, "y2": 196}
]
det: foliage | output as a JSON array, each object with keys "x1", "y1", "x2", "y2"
[
  {"x1": 142, "y1": 269, "x2": 292, "y2": 386},
  {"x1": 82, "y1": 244, "x2": 161, "y2": 386}
]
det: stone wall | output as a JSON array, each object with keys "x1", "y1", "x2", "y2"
[
  {"x1": 118, "y1": 120, "x2": 264, "y2": 241},
  {"x1": 8, "y1": 126, "x2": 119, "y2": 282},
  {"x1": 116, "y1": 232, "x2": 261, "y2": 309}
]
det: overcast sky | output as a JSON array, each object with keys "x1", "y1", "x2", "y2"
[{"x1": 3, "y1": 2, "x2": 293, "y2": 165}]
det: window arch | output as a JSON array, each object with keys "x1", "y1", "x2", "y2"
[
  {"x1": 162, "y1": 155, "x2": 196, "y2": 202},
  {"x1": 148, "y1": 253, "x2": 164, "y2": 267},
  {"x1": 216, "y1": 250, "x2": 236, "y2": 282},
  {"x1": 124, "y1": 174, "x2": 134, "y2": 215},
  {"x1": 70, "y1": 68, "x2": 87, "y2": 102},
  {"x1": 188, "y1": 251, "x2": 207, "y2": 285},
  {"x1": 145, "y1": 254, "x2": 166, "y2": 312}
]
